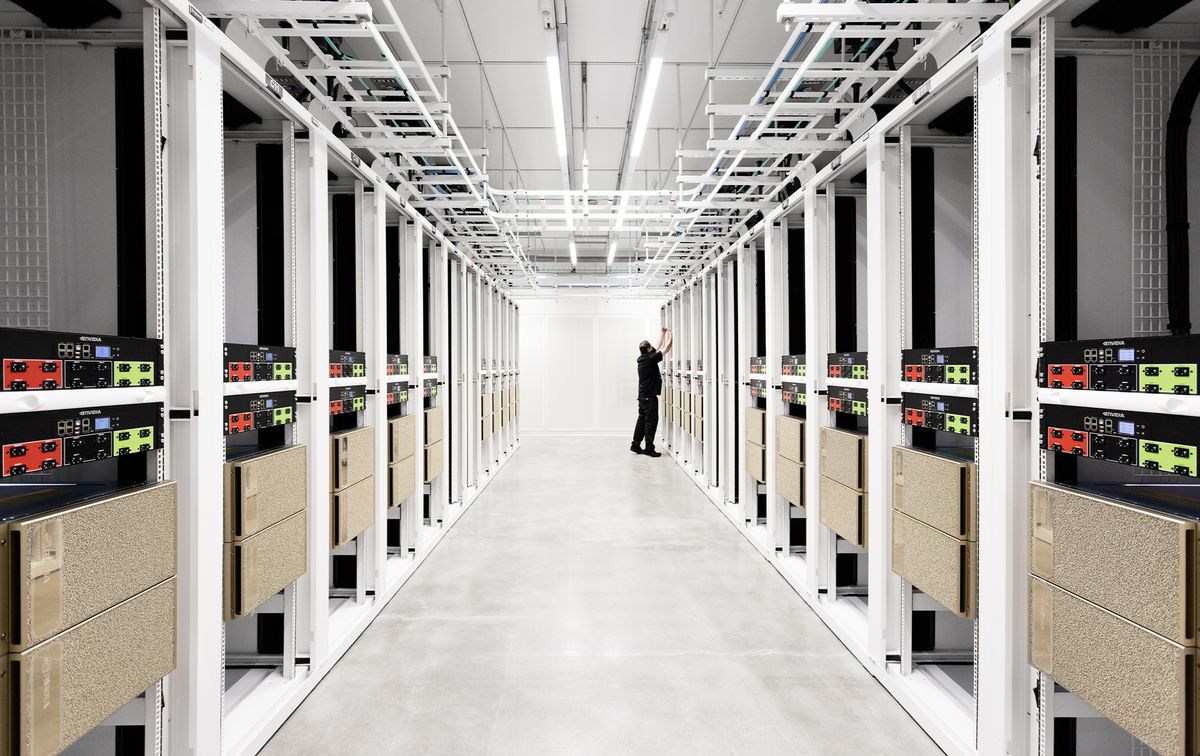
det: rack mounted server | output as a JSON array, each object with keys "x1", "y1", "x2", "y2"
[
  {"x1": 0, "y1": 327, "x2": 162, "y2": 391},
  {"x1": 1, "y1": 404, "x2": 162, "y2": 478},
  {"x1": 224, "y1": 343, "x2": 295, "y2": 382},
  {"x1": 1038, "y1": 334, "x2": 1200, "y2": 394}
]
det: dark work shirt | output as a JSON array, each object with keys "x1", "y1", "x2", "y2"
[{"x1": 637, "y1": 350, "x2": 664, "y2": 397}]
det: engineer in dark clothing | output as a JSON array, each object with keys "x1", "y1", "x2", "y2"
[{"x1": 631, "y1": 327, "x2": 672, "y2": 457}]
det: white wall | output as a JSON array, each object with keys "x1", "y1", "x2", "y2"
[{"x1": 517, "y1": 297, "x2": 664, "y2": 434}]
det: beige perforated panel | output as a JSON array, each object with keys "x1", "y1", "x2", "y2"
[
  {"x1": 776, "y1": 454, "x2": 804, "y2": 507},
  {"x1": 330, "y1": 476, "x2": 375, "y2": 548},
  {"x1": 389, "y1": 414, "x2": 416, "y2": 464},
  {"x1": 820, "y1": 427, "x2": 867, "y2": 492},
  {"x1": 820, "y1": 476, "x2": 867, "y2": 548},
  {"x1": 330, "y1": 426, "x2": 375, "y2": 491},
  {"x1": 892, "y1": 511, "x2": 975, "y2": 618},
  {"x1": 892, "y1": 446, "x2": 975, "y2": 540},
  {"x1": 225, "y1": 512, "x2": 306, "y2": 619},
  {"x1": 224, "y1": 445, "x2": 307, "y2": 541},
  {"x1": 776, "y1": 415, "x2": 804, "y2": 464}
]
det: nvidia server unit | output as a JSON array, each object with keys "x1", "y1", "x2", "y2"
[
  {"x1": 828, "y1": 385, "x2": 867, "y2": 416},
  {"x1": 782, "y1": 382, "x2": 806, "y2": 406},
  {"x1": 330, "y1": 384, "x2": 367, "y2": 416},
  {"x1": 1037, "y1": 334, "x2": 1200, "y2": 394},
  {"x1": 1, "y1": 403, "x2": 163, "y2": 477},
  {"x1": 828, "y1": 351, "x2": 868, "y2": 380},
  {"x1": 901, "y1": 346, "x2": 977, "y2": 384},
  {"x1": 329, "y1": 349, "x2": 366, "y2": 378},
  {"x1": 387, "y1": 381, "x2": 409, "y2": 405},
  {"x1": 749, "y1": 356, "x2": 767, "y2": 375},
  {"x1": 902, "y1": 393, "x2": 979, "y2": 437},
  {"x1": 386, "y1": 353, "x2": 409, "y2": 377},
  {"x1": 781, "y1": 354, "x2": 806, "y2": 378},
  {"x1": 1040, "y1": 404, "x2": 1200, "y2": 477},
  {"x1": 0, "y1": 326, "x2": 163, "y2": 391},
  {"x1": 223, "y1": 391, "x2": 297, "y2": 435},
  {"x1": 224, "y1": 343, "x2": 296, "y2": 382}
]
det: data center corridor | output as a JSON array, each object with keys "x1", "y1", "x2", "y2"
[{"x1": 262, "y1": 437, "x2": 938, "y2": 755}]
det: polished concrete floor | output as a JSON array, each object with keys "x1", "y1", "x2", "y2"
[{"x1": 262, "y1": 437, "x2": 941, "y2": 755}]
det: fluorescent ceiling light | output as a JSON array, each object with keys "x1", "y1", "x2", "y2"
[
  {"x1": 569, "y1": 238, "x2": 577, "y2": 265},
  {"x1": 545, "y1": 55, "x2": 568, "y2": 157},
  {"x1": 630, "y1": 34, "x2": 667, "y2": 158},
  {"x1": 607, "y1": 239, "x2": 616, "y2": 265}
]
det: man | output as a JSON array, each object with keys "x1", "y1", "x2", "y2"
[{"x1": 632, "y1": 326, "x2": 672, "y2": 457}]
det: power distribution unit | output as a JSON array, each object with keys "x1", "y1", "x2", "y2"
[
  {"x1": 223, "y1": 444, "x2": 307, "y2": 542},
  {"x1": 820, "y1": 475, "x2": 868, "y2": 548},
  {"x1": 223, "y1": 391, "x2": 296, "y2": 435},
  {"x1": 892, "y1": 510, "x2": 976, "y2": 619},
  {"x1": 902, "y1": 393, "x2": 978, "y2": 437},
  {"x1": 781, "y1": 354, "x2": 806, "y2": 378},
  {"x1": 0, "y1": 481, "x2": 177, "y2": 653},
  {"x1": 1037, "y1": 334, "x2": 1200, "y2": 394},
  {"x1": 827, "y1": 385, "x2": 867, "y2": 416},
  {"x1": 329, "y1": 349, "x2": 366, "y2": 379},
  {"x1": 386, "y1": 353, "x2": 409, "y2": 377},
  {"x1": 820, "y1": 427, "x2": 868, "y2": 492},
  {"x1": 892, "y1": 446, "x2": 976, "y2": 540},
  {"x1": 224, "y1": 511, "x2": 306, "y2": 619},
  {"x1": 0, "y1": 327, "x2": 163, "y2": 391},
  {"x1": 828, "y1": 351, "x2": 868, "y2": 380},
  {"x1": 223, "y1": 343, "x2": 295, "y2": 382},
  {"x1": 1040, "y1": 404, "x2": 1200, "y2": 478},
  {"x1": 1, "y1": 403, "x2": 163, "y2": 478},
  {"x1": 4, "y1": 577, "x2": 176, "y2": 756},
  {"x1": 1030, "y1": 576, "x2": 1197, "y2": 756},
  {"x1": 330, "y1": 384, "x2": 367, "y2": 416},
  {"x1": 901, "y1": 346, "x2": 978, "y2": 385},
  {"x1": 1030, "y1": 481, "x2": 1200, "y2": 646}
]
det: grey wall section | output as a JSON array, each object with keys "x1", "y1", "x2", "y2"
[
  {"x1": 46, "y1": 45, "x2": 117, "y2": 333},
  {"x1": 856, "y1": 194, "x2": 868, "y2": 348},
  {"x1": 224, "y1": 140, "x2": 259, "y2": 344},
  {"x1": 933, "y1": 147, "x2": 973, "y2": 345},
  {"x1": 1074, "y1": 53, "x2": 1200, "y2": 339}
]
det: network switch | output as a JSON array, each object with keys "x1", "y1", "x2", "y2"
[
  {"x1": 782, "y1": 381, "x2": 806, "y2": 406},
  {"x1": 1037, "y1": 334, "x2": 1200, "y2": 394},
  {"x1": 781, "y1": 354, "x2": 806, "y2": 378},
  {"x1": 749, "y1": 378, "x2": 767, "y2": 400},
  {"x1": 0, "y1": 326, "x2": 163, "y2": 391},
  {"x1": 224, "y1": 391, "x2": 297, "y2": 435},
  {"x1": 423, "y1": 378, "x2": 438, "y2": 398},
  {"x1": 423, "y1": 355, "x2": 439, "y2": 375},
  {"x1": 901, "y1": 393, "x2": 979, "y2": 436},
  {"x1": 901, "y1": 346, "x2": 977, "y2": 384},
  {"x1": 224, "y1": 343, "x2": 296, "y2": 382},
  {"x1": 0, "y1": 403, "x2": 163, "y2": 477},
  {"x1": 387, "y1": 381, "x2": 409, "y2": 405},
  {"x1": 828, "y1": 385, "x2": 867, "y2": 416},
  {"x1": 750, "y1": 356, "x2": 767, "y2": 375},
  {"x1": 828, "y1": 351, "x2": 868, "y2": 380},
  {"x1": 1040, "y1": 404, "x2": 1200, "y2": 477},
  {"x1": 330, "y1": 385, "x2": 367, "y2": 416}
]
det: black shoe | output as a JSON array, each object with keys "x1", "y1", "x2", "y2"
[
  {"x1": 643, "y1": 447, "x2": 662, "y2": 458},
  {"x1": 630, "y1": 443, "x2": 643, "y2": 455}
]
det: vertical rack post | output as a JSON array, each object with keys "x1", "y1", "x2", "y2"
[
  {"x1": 368, "y1": 185, "x2": 388, "y2": 591},
  {"x1": 765, "y1": 221, "x2": 788, "y2": 552},
  {"x1": 804, "y1": 186, "x2": 829, "y2": 596}
]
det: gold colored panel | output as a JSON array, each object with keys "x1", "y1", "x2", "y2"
[
  {"x1": 224, "y1": 445, "x2": 307, "y2": 541},
  {"x1": 746, "y1": 408, "x2": 766, "y2": 446},
  {"x1": 777, "y1": 415, "x2": 804, "y2": 464},
  {"x1": 330, "y1": 476, "x2": 375, "y2": 549},
  {"x1": 329, "y1": 426, "x2": 375, "y2": 492},
  {"x1": 1030, "y1": 482, "x2": 1198, "y2": 646},
  {"x1": 1029, "y1": 577, "x2": 1198, "y2": 756},
  {"x1": 224, "y1": 512, "x2": 306, "y2": 619},
  {"x1": 694, "y1": 395, "x2": 704, "y2": 419},
  {"x1": 424, "y1": 406, "x2": 444, "y2": 445},
  {"x1": 820, "y1": 476, "x2": 867, "y2": 548},
  {"x1": 389, "y1": 456, "x2": 417, "y2": 507},
  {"x1": 10, "y1": 578, "x2": 176, "y2": 756},
  {"x1": 7, "y1": 482, "x2": 177, "y2": 653},
  {"x1": 891, "y1": 446, "x2": 975, "y2": 540},
  {"x1": 746, "y1": 441, "x2": 766, "y2": 484},
  {"x1": 480, "y1": 392, "x2": 493, "y2": 418},
  {"x1": 694, "y1": 417, "x2": 704, "y2": 439},
  {"x1": 425, "y1": 440, "x2": 444, "y2": 484},
  {"x1": 777, "y1": 455, "x2": 804, "y2": 507},
  {"x1": 820, "y1": 427, "x2": 867, "y2": 492},
  {"x1": 892, "y1": 511, "x2": 975, "y2": 618},
  {"x1": 389, "y1": 414, "x2": 416, "y2": 464}
]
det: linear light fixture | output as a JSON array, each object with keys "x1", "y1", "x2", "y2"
[
  {"x1": 607, "y1": 239, "x2": 616, "y2": 265},
  {"x1": 545, "y1": 54, "x2": 568, "y2": 157},
  {"x1": 569, "y1": 238, "x2": 578, "y2": 265},
  {"x1": 630, "y1": 32, "x2": 667, "y2": 158}
]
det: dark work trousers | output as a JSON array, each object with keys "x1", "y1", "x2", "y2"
[{"x1": 633, "y1": 394, "x2": 659, "y2": 450}]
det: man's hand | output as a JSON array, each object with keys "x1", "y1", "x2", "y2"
[{"x1": 661, "y1": 326, "x2": 669, "y2": 334}]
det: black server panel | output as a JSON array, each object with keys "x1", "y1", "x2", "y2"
[
  {"x1": 0, "y1": 327, "x2": 163, "y2": 391},
  {"x1": 224, "y1": 391, "x2": 296, "y2": 435},
  {"x1": 749, "y1": 379, "x2": 767, "y2": 400},
  {"x1": 901, "y1": 346, "x2": 977, "y2": 385},
  {"x1": 902, "y1": 393, "x2": 979, "y2": 437},
  {"x1": 781, "y1": 355, "x2": 806, "y2": 378},
  {"x1": 1037, "y1": 335, "x2": 1200, "y2": 394},
  {"x1": 330, "y1": 385, "x2": 366, "y2": 416},
  {"x1": 387, "y1": 381, "x2": 409, "y2": 405},
  {"x1": 224, "y1": 343, "x2": 295, "y2": 382},
  {"x1": 386, "y1": 354, "x2": 409, "y2": 378},
  {"x1": 828, "y1": 351, "x2": 868, "y2": 380},
  {"x1": 750, "y1": 356, "x2": 767, "y2": 376},
  {"x1": 1, "y1": 403, "x2": 163, "y2": 477},
  {"x1": 1040, "y1": 404, "x2": 1200, "y2": 477},
  {"x1": 329, "y1": 350, "x2": 366, "y2": 379},
  {"x1": 782, "y1": 382, "x2": 806, "y2": 406},
  {"x1": 422, "y1": 379, "x2": 438, "y2": 398},
  {"x1": 828, "y1": 386, "x2": 867, "y2": 416},
  {"x1": 423, "y1": 356, "x2": 438, "y2": 375}
]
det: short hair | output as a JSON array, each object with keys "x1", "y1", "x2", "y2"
[{"x1": 639, "y1": 340, "x2": 652, "y2": 351}]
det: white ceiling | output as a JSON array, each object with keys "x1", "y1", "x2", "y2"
[{"x1": 397, "y1": 0, "x2": 790, "y2": 194}]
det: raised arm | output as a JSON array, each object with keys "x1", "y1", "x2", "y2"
[
  {"x1": 653, "y1": 326, "x2": 667, "y2": 351},
  {"x1": 660, "y1": 329, "x2": 673, "y2": 356}
]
